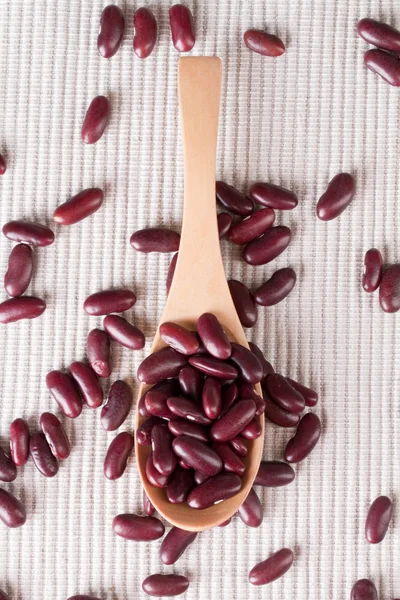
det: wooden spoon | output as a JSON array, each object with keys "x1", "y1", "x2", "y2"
[{"x1": 135, "y1": 56, "x2": 264, "y2": 531}]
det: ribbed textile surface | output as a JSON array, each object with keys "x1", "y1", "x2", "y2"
[{"x1": 0, "y1": 1, "x2": 399, "y2": 599}]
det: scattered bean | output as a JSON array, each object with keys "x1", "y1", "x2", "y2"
[
  {"x1": 84, "y1": 288, "x2": 136, "y2": 316},
  {"x1": 249, "y1": 342, "x2": 274, "y2": 377},
  {"x1": 350, "y1": 579, "x2": 378, "y2": 600},
  {"x1": 379, "y1": 264, "x2": 400, "y2": 313},
  {"x1": 0, "y1": 155, "x2": 6, "y2": 175},
  {"x1": 101, "y1": 380, "x2": 132, "y2": 431},
  {"x1": 81, "y1": 96, "x2": 110, "y2": 144},
  {"x1": 68, "y1": 596, "x2": 101, "y2": 600},
  {"x1": 46, "y1": 370, "x2": 83, "y2": 418},
  {"x1": 2, "y1": 220, "x2": 54, "y2": 246},
  {"x1": 40, "y1": 412, "x2": 70, "y2": 460},
  {"x1": 130, "y1": 228, "x2": 180, "y2": 253},
  {"x1": 244, "y1": 30, "x2": 285, "y2": 57},
  {"x1": 254, "y1": 461, "x2": 295, "y2": 487},
  {"x1": 249, "y1": 548, "x2": 294, "y2": 585},
  {"x1": 286, "y1": 378, "x2": 318, "y2": 407},
  {"x1": 254, "y1": 268, "x2": 296, "y2": 306},
  {"x1": 266, "y1": 373, "x2": 305, "y2": 413},
  {"x1": 250, "y1": 182, "x2": 296, "y2": 209},
  {"x1": 103, "y1": 314, "x2": 145, "y2": 350},
  {"x1": 364, "y1": 48, "x2": 400, "y2": 85},
  {"x1": 365, "y1": 495, "x2": 393, "y2": 544},
  {"x1": 97, "y1": 4, "x2": 125, "y2": 58},
  {"x1": 69, "y1": 361, "x2": 103, "y2": 409},
  {"x1": 228, "y1": 280, "x2": 257, "y2": 328},
  {"x1": 216, "y1": 181, "x2": 253, "y2": 216},
  {"x1": 53, "y1": 188, "x2": 104, "y2": 225},
  {"x1": 133, "y1": 7, "x2": 157, "y2": 59},
  {"x1": 285, "y1": 412, "x2": 321, "y2": 463},
  {"x1": 243, "y1": 226, "x2": 291, "y2": 266},
  {"x1": 0, "y1": 446, "x2": 17, "y2": 482},
  {"x1": 10, "y1": 418, "x2": 30, "y2": 466},
  {"x1": 160, "y1": 527, "x2": 198, "y2": 564},
  {"x1": 169, "y1": 4, "x2": 195, "y2": 52},
  {"x1": 357, "y1": 18, "x2": 400, "y2": 53},
  {"x1": 0, "y1": 487, "x2": 26, "y2": 528},
  {"x1": 4, "y1": 244, "x2": 34, "y2": 297},
  {"x1": 142, "y1": 574, "x2": 189, "y2": 597},
  {"x1": 217, "y1": 212, "x2": 233, "y2": 239},
  {"x1": 87, "y1": 328, "x2": 112, "y2": 378},
  {"x1": 229, "y1": 208, "x2": 275, "y2": 245},
  {"x1": 363, "y1": 248, "x2": 383, "y2": 293},
  {"x1": 30, "y1": 432, "x2": 59, "y2": 477},
  {"x1": 263, "y1": 391, "x2": 300, "y2": 428},
  {"x1": 104, "y1": 432, "x2": 134, "y2": 480},
  {"x1": 0, "y1": 296, "x2": 46, "y2": 324},
  {"x1": 316, "y1": 173, "x2": 355, "y2": 220},
  {"x1": 113, "y1": 513, "x2": 165, "y2": 541}
]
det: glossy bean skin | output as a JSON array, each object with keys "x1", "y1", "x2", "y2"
[
  {"x1": 167, "y1": 396, "x2": 211, "y2": 425},
  {"x1": 365, "y1": 495, "x2": 393, "y2": 544},
  {"x1": 0, "y1": 488, "x2": 26, "y2": 528},
  {"x1": 87, "y1": 329, "x2": 112, "y2": 378},
  {"x1": 54, "y1": 188, "x2": 104, "y2": 225},
  {"x1": 250, "y1": 182, "x2": 297, "y2": 210},
  {"x1": 169, "y1": 4, "x2": 195, "y2": 52},
  {"x1": 113, "y1": 513, "x2": 165, "y2": 541},
  {"x1": 172, "y1": 435, "x2": 222, "y2": 476},
  {"x1": 104, "y1": 314, "x2": 145, "y2": 350},
  {"x1": 0, "y1": 446, "x2": 17, "y2": 482},
  {"x1": 255, "y1": 268, "x2": 297, "y2": 307},
  {"x1": 202, "y1": 377, "x2": 222, "y2": 420},
  {"x1": 362, "y1": 248, "x2": 383, "y2": 293},
  {"x1": 178, "y1": 366, "x2": 203, "y2": 401},
  {"x1": 266, "y1": 374, "x2": 305, "y2": 413},
  {"x1": 152, "y1": 424, "x2": 177, "y2": 476},
  {"x1": 194, "y1": 470, "x2": 209, "y2": 485},
  {"x1": 357, "y1": 18, "x2": 400, "y2": 52},
  {"x1": 230, "y1": 343, "x2": 263, "y2": 384},
  {"x1": 146, "y1": 452, "x2": 171, "y2": 488},
  {"x1": 143, "y1": 490, "x2": 155, "y2": 516},
  {"x1": 0, "y1": 296, "x2": 46, "y2": 324},
  {"x1": 137, "y1": 416, "x2": 163, "y2": 446},
  {"x1": 0, "y1": 155, "x2": 6, "y2": 175},
  {"x1": 229, "y1": 436, "x2": 248, "y2": 457},
  {"x1": 142, "y1": 574, "x2": 189, "y2": 597},
  {"x1": 98, "y1": 4, "x2": 125, "y2": 58},
  {"x1": 160, "y1": 322, "x2": 199, "y2": 355},
  {"x1": 196, "y1": 313, "x2": 231, "y2": 359},
  {"x1": 104, "y1": 432, "x2": 134, "y2": 480},
  {"x1": 30, "y1": 432, "x2": 59, "y2": 477},
  {"x1": 238, "y1": 383, "x2": 265, "y2": 416},
  {"x1": 160, "y1": 527, "x2": 197, "y2": 564},
  {"x1": 350, "y1": 579, "x2": 378, "y2": 600},
  {"x1": 240, "y1": 417, "x2": 262, "y2": 440},
  {"x1": 316, "y1": 173, "x2": 356, "y2": 220},
  {"x1": 168, "y1": 419, "x2": 208, "y2": 442},
  {"x1": 40, "y1": 412, "x2": 70, "y2": 460},
  {"x1": 248, "y1": 342, "x2": 274, "y2": 377},
  {"x1": 167, "y1": 466, "x2": 194, "y2": 503},
  {"x1": 286, "y1": 378, "x2": 318, "y2": 407},
  {"x1": 133, "y1": 7, "x2": 157, "y2": 59},
  {"x1": 46, "y1": 370, "x2": 83, "y2": 418},
  {"x1": 217, "y1": 212, "x2": 233, "y2": 239},
  {"x1": 10, "y1": 418, "x2": 30, "y2": 466},
  {"x1": 249, "y1": 548, "x2": 294, "y2": 585},
  {"x1": 243, "y1": 226, "x2": 291, "y2": 266},
  {"x1": 229, "y1": 208, "x2": 275, "y2": 244},
  {"x1": 101, "y1": 380, "x2": 132, "y2": 431},
  {"x1": 130, "y1": 228, "x2": 180, "y2": 253},
  {"x1": 81, "y1": 96, "x2": 110, "y2": 144},
  {"x1": 145, "y1": 390, "x2": 176, "y2": 420},
  {"x1": 244, "y1": 30, "x2": 285, "y2": 57},
  {"x1": 84, "y1": 288, "x2": 136, "y2": 316},
  {"x1": 379, "y1": 265, "x2": 400, "y2": 313},
  {"x1": 189, "y1": 355, "x2": 238, "y2": 380},
  {"x1": 187, "y1": 472, "x2": 242, "y2": 509},
  {"x1": 255, "y1": 461, "x2": 295, "y2": 487},
  {"x1": 2, "y1": 220, "x2": 54, "y2": 246},
  {"x1": 263, "y1": 391, "x2": 300, "y2": 428},
  {"x1": 228, "y1": 280, "x2": 257, "y2": 328},
  {"x1": 69, "y1": 361, "x2": 103, "y2": 409},
  {"x1": 212, "y1": 442, "x2": 245, "y2": 476},
  {"x1": 238, "y1": 488, "x2": 263, "y2": 527},
  {"x1": 210, "y1": 399, "x2": 256, "y2": 442},
  {"x1": 4, "y1": 244, "x2": 34, "y2": 297},
  {"x1": 216, "y1": 181, "x2": 253, "y2": 216},
  {"x1": 166, "y1": 252, "x2": 178, "y2": 294},
  {"x1": 138, "y1": 347, "x2": 187, "y2": 384},
  {"x1": 285, "y1": 413, "x2": 321, "y2": 463}
]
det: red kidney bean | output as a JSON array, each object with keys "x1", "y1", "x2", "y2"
[
  {"x1": 230, "y1": 343, "x2": 263, "y2": 384},
  {"x1": 145, "y1": 390, "x2": 176, "y2": 420},
  {"x1": 81, "y1": 96, "x2": 110, "y2": 144},
  {"x1": 228, "y1": 280, "x2": 257, "y2": 328},
  {"x1": 187, "y1": 472, "x2": 242, "y2": 509},
  {"x1": 166, "y1": 252, "x2": 178, "y2": 294},
  {"x1": 286, "y1": 378, "x2": 318, "y2": 407},
  {"x1": 87, "y1": 328, "x2": 112, "y2": 377},
  {"x1": 152, "y1": 424, "x2": 177, "y2": 476},
  {"x1": 172, "y1": 435, "x2": 222, "y2": 476},
  {"x1": 167, "y1": 396, "x2": 212, "y2": 425},
  {"x1": 168, "y1": 419, "x2": 208, "y2": 442},
  {"x1": 238, "y1": 383, "x2": 265, "y2": 416},
  {"x1": 244, "y1": 30, "x2": 285, "y2": 57},
  {"x1": 0, "y1": 296, "x2": 46, "y2": 324},
  {"x1": 178, "y1": 366, "x2": 203, "y2": 400},
  {"x1": 228, "y1": 208, "x2": 275, "y2": 245},
  {"x1": 68, "y1": 597, "x2": 101, "y2": 600},
  {"x1": 159, "y1": 322, "x2": 199, "y2": 355},
  {"x1": 217, "y1": 212, "x2": 233, "y2": 239},
  {"x1": 240, "y1": 417, "x2": 262, "y2": 440},
  {"x1": 238, "y1": 488, "x2": 263, "y2": 527},
  {"x1": 202, "y1": 377, "x2": 222, "y2": 420},
  {"x1": 160, "y1": 527, "x2": 197, "y2": 565},
  {"x1": 54, "y1": 188, "x2": 104, "y2": 225},
  {"x1": 146, "y1": 452, "x2": 171, "y2": 487},
  {"x1": 362, "y1": 248, "x2": 383, "y2": 293},
  {"x1": 196, "y1": 313, "x2": 231, "y2": 359},
  {"x1": 30, "y1": 432, "x2": 59, "y2": 477},
  {"x1": 216, "y1": 181, "x2": 253, "y2": 216},
  {"x1": 101, "y1": 380, "x2": 132, "y2": 431},
  {"x1": 0, "y1": 591, "x2": 10, "y2": 600},
  {"x1": 10, "y1": 418, "x2": 30, "y2": 467},
  {"x1": 249, "y1": 548, "x2": 294, "y2": 585},
  {"x1": 69, "y1": 361, "x2": 103, "y2": 409},
  {"x1": 4, "y1": 244, "x2": 34, "y2": 297},
  {"x1": 0, "y1": 446, "x2": 16, "y2": 482},
  {"x1": 104, "y1": 432, "x2": 134, "y2": 480},
  {"x1": 210, "y1": 399, "x2": 256, "y2": 442},
  {"x1": 229, "y1": 436, "x2": 248, "y2": 457},
  {"x1": 130, "y1": 228, "x2": 180, "y2": 253},
  {"x1": 351, "y1": 579, "x2": 378, "y2": 600},
  {"x1": 103, "y1": 314, "x2": 145, "y2": 350},
  {"x1": 357, "y1": 18, "x2": 400, "y2": 52},
  {"x1": 0, "y1": 487, "x2": 26, "y2": 528},
  {"x1": 254, "y1": 268, "x2": 296, "y2": 307},
  {"x1": 113, "y1": 513, "x2": 165, "y2": 541},
  {"x1": 212, "y1": 442, "x2": 245, "y2": 476},
  {"x1": 222, "y1": 382, "x2": 238, "y2": 412},
  {"x1": 138, "y1": 347, "x2": 187, "y2": 384},
  {"x1": 243, "y1": 226, "x2": 291, "y2": 266},
  {"x1": 365, "y1": 495, "x2": 393, "y2": 544},
  {"x1": 0, "y1": 155, "x2": 6, "y2": 175},
  {"x1": 2, "y1": 220, "x2": 54, "y2": 246},
  {"x1": 133, "y1": 7, "x2": 157, "y2": 59},
  {"x1": 249, "y1": 182, "x2": 296, "y2": 209},
  {"x1": 248, "y1": 342, "x2": 274, "y2": 377},
  {"x1": 218, "y1": 518, "x2": 231, "y2": 527},
  {"x1": 97, "y1": 4, "x2": 125, "y2": 59},
  {"x1": 143, "y1": 489, "x2": 155, "y2": 516},
  {"x1": 285, "y1": 412, "x2": 321, "y2": 463},
  {"x1": 365, "y1": 49, "x2": 400, "y2": 85},
  {"x1": 266, "y1": 374, "x2": 305, "y2": 413},
  {"x1": 40, "y1": 412, "x2": 70, "y2": 460},
  {"x1": 255, "y1": 461, "x2": 295, "y2": 487},
  {"x1": 84, "y1": 288, "x2": 136, "y2": 316},
  {"x1": 316, "y1": 172, "x2": 356, "y2": 221},
  {"x1": 169, "y1": 4, "x2": 195, "y2": 52},
  {"x1": 167, "y1": 466, "x2": 194, "y2": 503},
  {"x1": 188, "y1": 355, "x2": 238, "y2": 380},
  {"x1": 263, "y1": 391, "x2": 300, "y2": 427},
  {"x1": 142, "y1": 574, "x2": 189, "y2": 597},
  {"x1": 46, "y1": 370, "x2": 83, "y2": 418},
  {"x1": 194, "y1": 470, "x2": 209, "y2": 485},
  {"x1": 379, "y1": 264, "x2": 400, "y2": 313},
  {"x1": 137, "y1": 416, "x2": 163, "y2": 445}
]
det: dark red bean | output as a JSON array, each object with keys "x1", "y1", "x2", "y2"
[
  {"x1": 248, "y1": 342, "x2": 274, "y2": 377},
  {"x1": 249, "y1": 182, "x2": 296, "y2": 209},
  {"x1": 379, "y1": 264, "x2": 400, "y2": 313},
  {"x1": 54, "y1": 188, "x2": 104, "y2": 225},
  {"x1": 166, "y1": 252, "x2": 178, "y2": 294},
  {"x1": 286, "y1": 378, "x2": 318, "y2": 407},
  {"x1": 172, "y1": 435, "x2": 222, "y2": 476},
  {"x1": 254, "y1": 268, "x2": 296, "y2": 307},
  {"x1": 97, "y1": 4, "x2": 125, "y2": 59},
  {"x1": 216, "y1": 181, "x2": 253, "y2": 216},
  {"x1": 68, "y1": 597, "x2": 101, "y2": 600},
  {"x1": 46, "y1": 370, "x2": 83, "y2": 418},
  {"x1": 358, "y1": 18, "x2": 400, "y2": 52},
  {"x1": 160, "y1": 527, "x2": 197, "y2": 565},
  {"x1": 365, "y1": 495, "x2": 393, "y2": 544},
  {"x1": 101, "y1": 380, "x2": 132, "y2": 431},
  {"x1": 146, "y1": 452, "x2": 171, "y2": 487},
  {"x1": 229, "y1": 436, "x2": 248, "y2": 457},
  {"x1": 243, "y1": 226, "x2": 291, "y2": 266},
  {"x1": 202, "y1": 377, "x2": 222, "y2": 420},
  {"x1": 212, "y1": 442, "x2": 245, "y2": 476},
  {"x1": 266, "y1": 374, "x2": 305, "y2": 413},
  {"x1": 152, "y1": 424, "x2": 177, "y2": 476},
  {"x1": 228, "y1": 280, "x2": 257, "y2": 328},
  {"x1": 104, "y1": 432, "x2": 134, "y2": 480},
  {"x1": 169, "y1": 4, "x2": 195, "y2": 52},
  {"x1": 113, "y1": 513, "x2": 165, "y2": 541},
  {"x1": 228, "y1": 208, "x2": 275, "y2": 245},
  {"x1": 167, "y1": 466, "x2": 194, "y2": 503},
  {"x1": 30, "y1": 432, "x2": 59, "y2": 477},
  {"x1": 0, "y1": 155, "x2": 6, "y2": 175},
  {"x1": 244, "y1": 30, "x2": 285, "y2": 57},
  {"x1": 167, "y1": 396, "x2": 212, "y2": 425},
  {"x1": 145, "y1": 390, "x2": 176, "y2": 420},
  {"x1": 69, "y1": 361, "x2": 103, "y2": 409},
  {"x1": 160, "y1": 322, "x2": 199, "y2": 355},
  {"x1": 130, "y1": 228, "x2": 180, "y2": 253},
  {"x1": 210, "y1": 399, "x2": 256, "y2": 442},
  {"x1": 4, "y1": 244, "x2": 34, "y2": 297},
  {"x1": 249, "y1": 548, "x2": 294, "y2": 585},
  {"x1": 188, "y1": 355, "x2": 238, "y2": 380},
  {"x1": 103, "y1": 314, "x2": 145, "y2": 350},
  {"x1": 168, "y1": 419, "x2": 208, "y2": 442},
  {"x1": 187, "y1": 472, "x2": 242, "y2": 509},
  {"x1": 0, "y1": 488, "x2": 26, "y2": 528},
  {"x1": 230, "y1": 343, "x2": 263, "y2": 384},
  {"x1": 84, "y1": 288, "x2": 136, "y2": 316},
  {"x1": 2, "y1": 220, "x2": 54, "y2": 246},
  {"x1": 137, "y1": 416, "x2": 163, "y2": 445},
  {"x1": 218, "y1": 518, "x2": 231, "y2": 527},
  {"x1": 138, "y1": 347, "x2": 187, "y2": 384},
  {"x1": 87, "y1": 328, "x2": 112, "y2": 378},
  {"x1": 316, "y1": 172, "x2": 356, "y2": 221},
  {"x1": 362, "y1": 248, "x2": 383, "y2": 293},
  {"x1": 133, "y1": 7, "x2": 157, "y2": 59},
  {"x1": 263, "y1": 391, "x2": 300, "y2": 428},
  {"x1": 238, "y1": 488, "x2": 263, "y2": 527},
  {"x1": 285, "y1": 412, "x2": 321, "y2": 463},
  {"x1": 179, "y1": 459, "x2": 193, "y2": 468},
  {"x1": 142, "y1": 574, "x2": 189, "y2": 597},
  {"x1": 10, "y1": 418, "x2": 30, "y2": 467},
  {"x1": 217, "y1": 212, "x2": 233, "y2": 239},
  {"x1": 143, "y1": 490, "x2": 155, "y2": 516},
  {"x1": 0, "y1": 590, "x2": 10, "y2": 600},
  {"x1": 222, "y1": 382, "x2": 238, "y2": 412},
  {"x1": 40, "y1": 412, "x2": 70, "y2": 460},
  {"x1": 81, "y1": 96, "x2": 110, "y2": 144},
  {"x1": 178, "y1": 366, "x2": 203, "y2": 401},
  {"x1": 255, "y1": 461, "x2": 295, "y2": 487},
  {"x1": 351, "y1": 579, "x2": 378, "y2": 600},
  {"x1": 240, "y1": 417, "x2": 262, "y2": 440},
  {"x1": 238, "y1": 383, "x2": 265, "y2": 416},
  {"x1": 196, "y1": 313, "x2": 231, "y2": 359},
  {"x1": 194, "y1": 470, "x2": 209, "y2": 485},
  {"x1": 0, "y1": 446, "x2": 16, "y2": 482},
  {"x1": 0, "y1": 296, "x2": 46, "y2": 324}
]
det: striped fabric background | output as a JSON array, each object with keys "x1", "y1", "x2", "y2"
[{"x1": 0, "y1": 1, "x2": 399, "y2": 598}]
